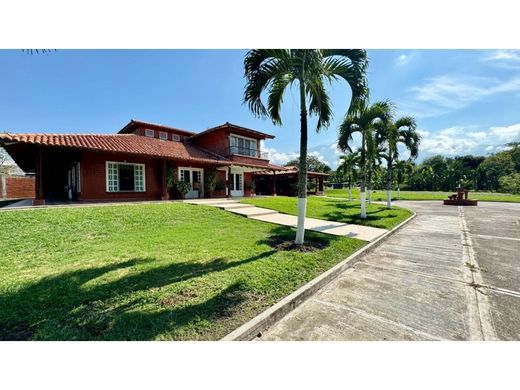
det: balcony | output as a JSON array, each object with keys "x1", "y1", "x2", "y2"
[{"x1": 229, "y1": 146, "x2": 269, "y2": 159}]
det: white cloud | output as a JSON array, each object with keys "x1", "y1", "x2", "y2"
[
  {"x1": 489, "y1": 123, "x2": 520, "y2": 141},
  {"x1": 419, "y1": 122, "x2": 520, "y2": 157},
  {"x1": 400, "y1": 74, "x2": 520, "y2": 117},
  {"x1": 482, "y1": 50, "x2": 520, "y2": 68},
  {"x1": 395, "y1": 54, "x2": 412, "y2": 66}
]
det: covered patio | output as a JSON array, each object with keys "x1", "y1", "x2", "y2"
[{"x1": 253, "y1": 166, "x2": 328, "y2": 197}]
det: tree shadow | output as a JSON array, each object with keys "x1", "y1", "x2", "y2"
[
  {"x1": 318, "y1": 201, "x2": 397, "y2": 226},
  {"x1": 256, "y1": 225, "x2": 338, "y2": 251},
  {"x1": 0, "y1": 250, "x2": 276, "y2": 340}
]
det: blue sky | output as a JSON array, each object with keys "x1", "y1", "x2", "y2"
[{"x1": 1, "y1": 49, "x2": 519, "y2": 168}]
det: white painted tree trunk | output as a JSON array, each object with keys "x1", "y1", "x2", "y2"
[
  {"x1": 295, "y1": 197, "x2": 307, "y2": 244},
  {"x1": 386, "y1": 190, "x2": 392, "y2": 209},
  {"x1": 349, "y1": 185, "x2": 352, "y2": 202},
  {"x1": 397, "y1": 186, "x2": 400, "y2": 200},
  {"x1": 360, "y1": 191, "x2": 367, "y2": 219},
  {"x1": 368, "y1": 188, "x2": 372, "y2": 204}
]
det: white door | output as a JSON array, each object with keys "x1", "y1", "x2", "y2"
[
  {"x1": 230, "y1": 172, "x2": 244, "y2": 197},
  {"x1": 179, "y1": 168, "x2": 204, "y2": 199}
]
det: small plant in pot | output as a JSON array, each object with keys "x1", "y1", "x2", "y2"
[
  {"x1": 244, "y1": 180, "x2": 256, "y2": 197},
  {"x1": 174, "y1": 180, "x2": 192, "y2": 199}
]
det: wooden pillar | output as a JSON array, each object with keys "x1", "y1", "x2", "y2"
[
  {"x1": 315, "y1": 177, "x2": 319, "y2": 195},
  {"x1": 227, "y1": 166, "x2": 231, "y2": 198},
  {"x1": 34, "y1": 146, "x2": 45, "y2": 205},
  {"x1": 161, "y1": 160, "x2": 169, "y2": 200},
  {"x1": 272, "y1": 170, "x2": 277, "y2": 196}
]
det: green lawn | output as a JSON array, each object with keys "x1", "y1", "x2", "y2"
[
  {"x1": 324, "y1": 188, "x2": 520, "y2": 203},
  {"x1": 241, "y1": 196, "x2": 412, "y2": 230},
  {"x1": 0, "y1": 202, "x2": 365, "y2": 341}
]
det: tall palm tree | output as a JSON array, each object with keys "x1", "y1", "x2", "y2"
[
  {"x1": 338, "y1": 151, "x2": 360, "y2": 201},
  {"x1": 366, "y1": 137, "x2": 385, "y2": 204},
  {"x1": 394, "y1": 160, "x2": 414, "y2": 199},
  {"x1": 376, "y1": 116, "x2": 420, "y2": 209},
  {"x1": 244, "y1": 49, "x2": 368, "y2": 244},
  {"x1": 338, "y1": 101, "x2": 392, "y2": 219}
]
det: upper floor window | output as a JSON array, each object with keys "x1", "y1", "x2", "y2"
[
  {"x1": 145, "y1": 129, "x2": 155, "y2": 137},
  {"x1": 172, "y1": 134, "x2": 180, "y2": 142},
  {"x1": 159, "y1": 131, "x2": 168, "y2": 140},
  {"x1": 230, "y1": 135, "x2": 258, "y2": 158}
]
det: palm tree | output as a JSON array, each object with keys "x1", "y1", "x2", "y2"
[
  {"x1": 376, "y1": 116, "x2": 420, "y2": 209},
  {"x1": 338, "y1": 101, "x2": 392, "y2": 219},
  {"x1": 366, "y1": 137, "x2": 385, "y2": 204},
  {"x1": 338, "y1": 151, "x2": 360, "y2": 201},
  {"x1": 394, "y1": 160, "x2": 414, "y2": 199},
  {"x1": 244, "y1": 49, "x2": 368, "y2": 244}
]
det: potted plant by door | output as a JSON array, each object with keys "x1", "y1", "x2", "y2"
[
  {"x1": 244, "y1": 180, "x2": 256, "y2": 197},
  {"x1": 204, "y1": 170, "x2": 217, "y2": 198}
]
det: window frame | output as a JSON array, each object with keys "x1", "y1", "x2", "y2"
[
  {"x1": 229, "y1": 133, "x2": 258, "y2": 158},
  {"x1": 106, "y1": 161, "x2": 146, "y2": 193},
  {"x1": 172, "y1": 134, "x2": 181, "y2": 142},
  {"x1": 159, "y1": 131, "x2": 168, "y2": 140},
  {"x1": 145, "y1": 129, "x2": 155, "y2": 137}
]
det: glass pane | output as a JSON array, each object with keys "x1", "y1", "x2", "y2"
[{"x1": 119, "y1": 164, "x2": 135, "y2": 191}]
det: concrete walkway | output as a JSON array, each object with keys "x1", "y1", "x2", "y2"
[
  {"x1": 258, "y1": 201, "x2": 520, "y2": 341},
  {"x1": 184, "y1": 198, "x2": 388, "y2": 242}
]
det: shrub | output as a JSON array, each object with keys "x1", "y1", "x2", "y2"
[
  {"x1": 204, "y1": 170, "x2": 217, "y2": 195},
  {"x1": 174, "y1": 181, "x2": 192, "y2": 198},
  {"x1": 499, "y1": 173, "x2": 520, "y2": 194}
]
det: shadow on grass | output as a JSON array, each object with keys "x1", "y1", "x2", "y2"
[
  {"x1": 257, "y1": 225, "x2": 338, "y2": 251},
  {"x1": 0, "y1": 250, "x2": 276, "y2": 340}
]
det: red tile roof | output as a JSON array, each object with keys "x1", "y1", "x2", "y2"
[
  {"x1": 190, "y1": 122, "x2": 275, "y2": 140},
  {"x1": 0, "y1": 133, "x2": 231, "y2": 165},
  {"x1": 118, "y1": 120, "x2": 196, "y2": 136}
]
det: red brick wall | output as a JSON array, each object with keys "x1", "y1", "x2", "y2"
[
  {"x1": 193, "y1": 129, "x2": 229, "y2": 156},
  {"x1": 78, "y1": 151, "x2": 163, "y2": 202},
  {"x1": 1, "y1": 176, "x2": 35, "y2": 200}
]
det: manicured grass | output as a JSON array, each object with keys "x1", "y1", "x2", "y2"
[
  {"x1": 324, "y1": 188, "x2": 520, "y2": 203},
  {"x1": 0, "y1": 202, "x2": 365, "y2": 341},
  {"x1": 241, "y1": 196, "x2": 412, "y2": 230}
]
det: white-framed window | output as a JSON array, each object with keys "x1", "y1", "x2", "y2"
[
  {"x1": 145, "y1": 129, "x2": 155, "y2": 137},
  {"x1": 172, "y1": 134, "x2": 180, "y2": 142},
  {"x1": 230, "y1": 134, "x2": 258, "y2": 157},
  {"x1": 159, "y1": 131, "x2": 168, "y2": 140},
  {"x1": 106, "y1": 162, "x2": 146, "y2": 192}
]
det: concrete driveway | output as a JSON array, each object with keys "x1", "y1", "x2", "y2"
[{"x1": 259, "y1": 201, "x2": 520, "y2": 341}]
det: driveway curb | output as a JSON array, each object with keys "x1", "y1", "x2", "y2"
[{"x1": 221, "y1": 209, "x2": 417, "y2": 341}]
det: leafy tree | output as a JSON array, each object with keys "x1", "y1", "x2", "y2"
[
  {"x1": 244, "y1": 49, "x2": 368, "y2": 244},
  {"x1": 499, "y1": 172, "x2": 520, "y2": 194},
  {"x1": 338, "y1": 151, "x2": 360, "y2": 201},
  {"x1": 479, "y1": 153, "x2": 514, "y2": 191},
  {"x1": 339, "y1": 101, "x2": 392, "y2": 218},
  {"x1": 285, "y1": 155, "x2": 331, "y2": 173}
]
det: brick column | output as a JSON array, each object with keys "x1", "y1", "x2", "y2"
[
  {"x1": 33, "y1": 146, "x2": 45, "y2": 205},
  {"x1": 161, "y1": 160, "x2": 169, "y2": 200}
]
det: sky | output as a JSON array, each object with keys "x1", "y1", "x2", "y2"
[{"x1": 1, "y1": 49, "x2": 519, "y2": 169}]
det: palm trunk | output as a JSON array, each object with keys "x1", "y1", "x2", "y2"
[
  {"x1": 386, "y1": 158, "x2": 392, "y2": 209},
  {"x1": 348, "y1": 172, "x2": 352, "y2": 202},
  {"x1": 367, "y1": 165, "x2": 372, "y2": 204},
  {"x1": 360, "y1": 132, "x2": 367, "y2": 219},
  {"x1": 397, "y1": 182, "x2": 401, "y2": 200},
  {"x1": 295, "y1": 79, "x2": 308, "y2": 245}
]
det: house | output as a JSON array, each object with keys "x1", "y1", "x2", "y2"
[{"x1": 0, "y1": 120, "x2": 327, "y2": 205}]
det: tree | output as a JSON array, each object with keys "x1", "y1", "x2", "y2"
[
  {"x1": 0, "y1": 147, "x2": 13, "y2": 175},
  {"x1": 394, "y1": 160, "x2": 414, "y2": 199},
  {"x1": 376, "y1": 115, "x2": 420, "y2": 208},
  {"x1": 285, "y1": 155, "x2": 331, "y2": 173},
  {"x1": 244, "y1": 49, "x2": 368, "y2": 244},
  {"x1": 338, "y1": 151, "x2": 360, "y2": 201},
  {"x1": 338, "y1": 101, "x2": 392, "y2": 218}
]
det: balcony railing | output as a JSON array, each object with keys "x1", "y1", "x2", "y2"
[{"x1": 229, "y1": 146, "x2": 268, "y2": 159}]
